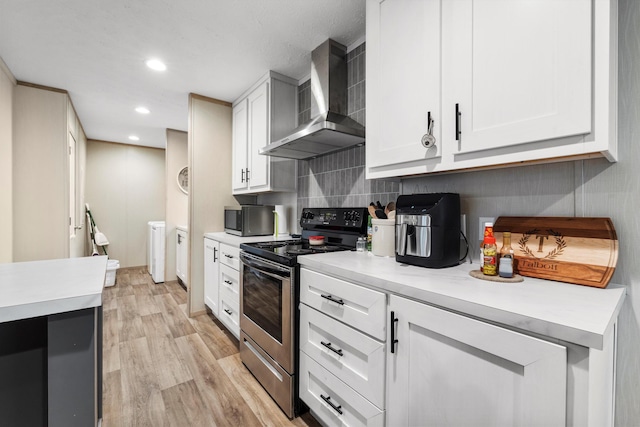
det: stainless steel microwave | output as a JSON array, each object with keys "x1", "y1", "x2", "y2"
[{"x1": 224, "y1": 205, "x2": 274, "y2": 236}]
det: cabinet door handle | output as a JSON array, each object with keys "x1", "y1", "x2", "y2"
[
  {"x1": 390, "y1": 311, "x2": 399, "y2": 354},
  {"x1": 320, "y1": 341, "x2": 344, "y2": 356},
  {"x1": 224, "y1": 308, "x2": 232, "y2": 315},
  {"x1": 320, "y1": 394, "x2": 343, "y2": 415},
  {"x1": 455, "y1": 103, "x2": 461, "y2": 141},
  {"x1": 177, "y1": 234, "x2": 182, "y2": 244},
  {"x1": 320, "y1": 294, "x2": 345, "y2": 305},
  {"x1": 246, "y1": 168, "x2": 250, "y2": 181},
  {"x1": 213, "y1": 247, "x2": 218, "y2": 262},
  {"x1": 241, "y1": 169, "x2": 245, "y2": 183}
]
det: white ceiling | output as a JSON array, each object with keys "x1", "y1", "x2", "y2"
[{"x1": 0, "y1": 0, "x2": 366, "y2": 149}]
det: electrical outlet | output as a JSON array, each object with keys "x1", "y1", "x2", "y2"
[
  {"x1": 460, "y1": 214, "x2": 466, "y2": 239},
  {"x1": 479, "y1": 217, "x2": 495, "y2": 240}
]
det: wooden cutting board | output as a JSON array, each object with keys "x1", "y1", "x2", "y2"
[{"x1": 493, "y1": 217, "x2": 618, "y2": 288}]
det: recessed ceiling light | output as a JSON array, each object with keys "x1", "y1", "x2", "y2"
[
  {"x1": 135, "y1": 106, "x2": 150, "y2": 114},
  {"x1": 145, "y1": 59, "x2": 166, "y2": 71},
  {"x1": 128, "y1": 135, "x2": 140, "y2": 141}
]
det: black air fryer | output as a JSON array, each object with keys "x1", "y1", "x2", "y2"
[{"x1": 395, "y1": 193, "x2": 461, "y2": 268}]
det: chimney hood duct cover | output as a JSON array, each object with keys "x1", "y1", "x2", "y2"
[{"x1": 259, "y1": 39, "x2": 365, "y2": 160}]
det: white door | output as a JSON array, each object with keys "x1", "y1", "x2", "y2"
[
  {"x1": 247, "y1": 81, "x2": 270, "y2": 190},
  {"x1": 443, "y1": 0, "x2": 592, "y2": 155},
  {"x1": 387, "y1": 295, "x2": 567, "y2": 427},
  {"x1": 366, "y1": 0, "x2": 441, "y2": 169},
  {"x1": 232, "y1": 100, "x2": 249, "y2": 192},
  {"x1": 176, "y1": 230, "x2": 187, "y2": 284},
  {"x1": 203, "y1": 238, "x2": 220, "y2": 316}
]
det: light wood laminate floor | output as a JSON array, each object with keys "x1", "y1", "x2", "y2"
[{"x1": 103, "y1": 266, "x2": 321, "y2": 427}]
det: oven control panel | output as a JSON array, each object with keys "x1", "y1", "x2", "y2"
[{"x1": 300, "y1": 207, "x2": 368, "y2": 229}]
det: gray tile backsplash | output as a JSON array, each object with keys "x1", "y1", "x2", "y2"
[{"x1": 296, "y1": 42, "x2": 399, "y2": 215}]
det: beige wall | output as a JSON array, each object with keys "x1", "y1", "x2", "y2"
[
  {"x1": 165, "y1": 129, "x2": 188, "y2": 281},
  {"x1": 13, "y1": 85, "x2": 69, "y2": 262},
  {"x1": 0, "y1": 58, "x2": 14, "y2": 263},
  {"x1": 86, "y1": 140, "x2": 165, "y2": 268},
  {"x1": 188, "y1": 94, "x2": 235, "y2": 315}
]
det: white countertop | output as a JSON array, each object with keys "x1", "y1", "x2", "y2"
[
  {"x1": 204, "y1": 231, "x2": 293, "y2": 247},
  {"x1": 298, "y1": 251, "x2": 626, "y2": 350},
  {"x1": 0, "y1": 256, "x2": 108, "y2": 323}
]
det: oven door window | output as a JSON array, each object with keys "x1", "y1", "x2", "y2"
[{"x1": 242, "y1": 266, "x2": 284, "y2": 343}]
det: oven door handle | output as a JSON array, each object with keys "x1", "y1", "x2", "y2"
[{"x1": 240, "y1": 252, "x2": 291, "y2": 280}]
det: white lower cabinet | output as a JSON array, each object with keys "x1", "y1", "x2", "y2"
[
  {"x1": 300, "y1": 261, "x2": 620, "y2": 427},
  {"x1": 203, "y1": 238, "x2": 220, "y2": 315},
  {"x1": 202, "y1": 241, "x2": 241, "y2": 339},
  {"x1": 300, "y1": 353, "x2": 384, "y2": 427},
  {"x1": 176, "y1": 228, "x2": 188, "y2": 285},
  {"x1": 387, "y1": 294, "x2": 567, "y2": 427},
  {"x1": 299, "y1": 268, "x2": 386, "y2": 427},
  {"x1": 299, "y1": 305, "x2": 385, "y2": 408}
]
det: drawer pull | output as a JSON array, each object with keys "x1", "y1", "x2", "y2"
[
  {"x1": 224, "y1": 279, "x2": 233, "y2": 285},
  {"x1": 320, "y1": 394, "x2": 343, "y2": 415},
  {"x1": 320, "y1": 341, "x2": 343, "y2": 356},
  {"x1": 224, "y1": 308, "x2": 233, "y2": 316},
  {"x1": 320, "y1": 294, "x2": 344, "y2": 305},
  {"x1": 224, "y1": 253, "x2": 234, "y2": 259}
]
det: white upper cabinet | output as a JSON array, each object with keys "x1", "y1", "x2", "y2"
[
  {"x1": 232, "y1": 71, "x2": 298, "y2": 194},
  {"x1": 444, "y1": 0, "x2": 591, "y2": 154},
  {"x1": 366, "y1": 0, "x2": 618, "y2": 179},
  {"x1": 366, "y1": 0, "x2": 442, "y2": 169}
]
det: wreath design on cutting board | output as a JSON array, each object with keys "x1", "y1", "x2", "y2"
[{"x1": 518, "y1": 228, "x2": 567, "y2": 260}]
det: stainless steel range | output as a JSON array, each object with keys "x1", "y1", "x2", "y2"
[{"x1": 239, "y1": 207, "x2": 368, "y2": 418}]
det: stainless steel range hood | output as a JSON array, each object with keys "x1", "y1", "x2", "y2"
[{"x1": 259, "y1": 39, "x2": 365, "y2": 160}]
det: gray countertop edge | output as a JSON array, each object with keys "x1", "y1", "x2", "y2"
[{"x1": 298, "y1": 252, "x2": 626, "y2": 350}]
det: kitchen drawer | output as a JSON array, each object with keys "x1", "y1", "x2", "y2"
[
  {"x1": 220, "y1": 264, "x2": 240, "y2": 299},
  {"x1": 218, "y1": 285, "x2": 240, "y2": 339},
  {"x1": 220, "y1": 243, "x2": 240, "y2": 271},
  {"x1": 300, "y1": 268, "x2": 386, "y2": 341},
  {"x1": 300, "y1": 352, "x2": 384, "y2": 427},
  {"x1": 300, "y1": 305, "x2": 385, "y2": 409}
]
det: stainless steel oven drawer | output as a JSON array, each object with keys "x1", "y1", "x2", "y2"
[
  {"x1": 240, "y1": 332, "x2": 294, "y2": 418},
  {"x1": 300, "y1": 268, "x2": 387, "y2": 341}
]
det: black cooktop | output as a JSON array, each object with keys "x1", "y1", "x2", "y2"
[
  {"x1": 240, "y1": 239, "x2": 350, "y2": 266},
  {"x1": 240, "y1": 207, "x2": 369, "y2": 266}
]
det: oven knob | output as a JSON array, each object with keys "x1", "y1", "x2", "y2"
[{"x1": 345, "y1": 212, "x2": 352, "y2": 221}]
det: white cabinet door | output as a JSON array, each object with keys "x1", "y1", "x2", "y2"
[
  {"x1": 176, "y1": 229, "x2": 188, "y2": 284},
  {"x1": 203, "y1": 238, "x2": 220, "y2": 315},
  {"x1": 366, "y1": 0, "x2": 442, "y2": 169},
  {"x1": 231, "y1": 72, "x2": 297, "y2": 195},
  {"x1": 387, "y1": 295, "x2": 567, "y2": 427},
  {"x1": 247, "y1": 81, "x2": 270, "y2": 190},
  {"x1": 232, "y1": 100, "x2": 249, "y2": 192},
  {"x1": 443, "y1": 0, "x2": 592, "y2": 155}
]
